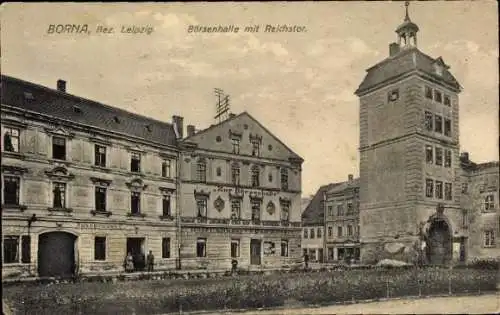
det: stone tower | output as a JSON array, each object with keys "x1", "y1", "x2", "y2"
[{"x1": 355, "y1": 2, "x2": 465, "y2": 264}]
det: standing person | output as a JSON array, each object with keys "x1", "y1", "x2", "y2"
[
  {"x1": 125, "y1": 252, "x2": 134, "y2": 273},
  {"x1": 147, "y1": 250, "x2": 155, "y2": 273},
  {"x1": 304, "y1": 252, "x2": 309, "y2": 270}
]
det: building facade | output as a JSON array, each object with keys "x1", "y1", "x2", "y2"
[
  {"x1": 324, "y1": 175, "x2": 361, "y2": 263},
  {"x1": 178, "y1": 113, "x2": 303, "y2": 270},
  {"x1": 1, "y1": 76, "x2": 303, "y2": 279}
]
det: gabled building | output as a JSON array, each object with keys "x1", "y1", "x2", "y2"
[
  {"x1": 177, "y1": 112, "x2": 303, "y2": 269},
  {"x1": 1, "y1": 75, "x2": 180, "y2": 278}
]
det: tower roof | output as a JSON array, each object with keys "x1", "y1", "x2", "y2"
[{"x1": 396, "y1": 1, "x2": 419, "y2": 34}]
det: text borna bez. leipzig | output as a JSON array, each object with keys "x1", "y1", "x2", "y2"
[{"x1": 187, "y1": 24, "x2": 307, "y2": 33}]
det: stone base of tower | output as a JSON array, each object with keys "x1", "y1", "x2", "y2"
[{"x1": 360, "y1": 236, "x2": 421, "y2": 265}]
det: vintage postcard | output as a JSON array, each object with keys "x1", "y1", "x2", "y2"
[{"x1": 1, "y1": 1, "x2": 499, "y2": 314}]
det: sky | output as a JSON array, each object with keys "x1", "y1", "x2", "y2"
[{"x1": 1, "y1": 2, "x2": 498, "y2": 197}]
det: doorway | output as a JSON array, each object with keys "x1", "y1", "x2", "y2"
[
  {"x1": 126, "y1": 237, "x2": 146, "y2": 271},
  {"x1": 38, "y1": 232, "x2": 77, "y2": 278},
  {"x1": 426, "y1": 219, "x2": 452, "y2": 265},
  {"x1": 250, "y1": 239, "x2": 261, "y2": 265}
]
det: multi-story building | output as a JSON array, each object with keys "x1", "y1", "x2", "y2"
[
  {"x1": 1, "y1": 75, "x2": 304, "y2": 279},
  {"x1": 1, "y1": 75, "x2": 181, "y2": 278},
  {"x1": 177, "y1": 112, "x2": 303, "y2": 270},
  {"x1": 301, "y1": 184, "x2": 330, "y2": 262},
  {"x1": 324, "y1": 175, "x2": 361, "y2": 262},
  {"x1": 354, "y1": 3, "x2": 498, "y2": 264}
]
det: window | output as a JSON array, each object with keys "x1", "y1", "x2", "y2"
[
  {"x1": 162, "y1": 195, "x2": 171, "y2": 216},
  {"x1": 310, "y1": 228, "x2": 315, "y2": 239},
  {"x1": 251, "y1": 140, "x2": 260, "y2": 157},
  {"x1": 130, "y1": 152, "x2": 141, "y2": 173},
  {"x1": 251, "y1": 200, "x2": 261, "y2": 222},
  {"x1": 53, "y1": 182, "x2": 66, "y2": 208},
  {"x1": 445, "y1": 183, "x2": 452, "y2": 201},
  {"x1": 484, "y1": 195, "x2": 495, "y2": 211},
  {"x1": 281, "y1": 201, "x2": 290, "y2": 221},
  {"x1": 346, "y1": 202, "x2": 353, "y2": 215},
  {"x1": 251, "y1": 166, "x2": 260, "y2": 187},
  {"x1": 196, "y1": 238, "x2": 207, "y2": 257},
  {"x1": 424, "y1": 111, "x2": 433, "y2": 131},
  {"x1": 461, "y1": 182, "x2": 468, "y2": 194},
  {"x1": 347, "y1": 225, "x2": 353, "y2": 236},
  {"x1": 435, "y1": 115, "x2": 443, "y2": 133},
  {"x1": 387, "y1": 89, "x2": 399, "y2": 102},
  {"x1": 162, "y1": 238, "x2": 171, "y2": 258},
  {"x1": 425, "y1": 145, "x2": 433, "y2": 164},
  {"x1": 52, "y1": 136, "x2": 66, "y2": 160},
  {"x1": 444, "y1": 119, "x2": 451, "y2": 137},
  {"x1": 303, "y1": 229, "x2": 308, "y2": 239},
  {"x1": 317, "y1": 228, "x2": 322, "y2": 238},
  {"x1": 95, "y1": 145, "x2": 106, "y2": 167},
  {"x1": 462, "y1": 210, "x2": 468, "y2": 228},
  {"x1": 216, "y1": 167, "x2": 222, "y2": 177},
  {"x1": 95, "y1": 187, "x2": 106, "y2": 212},
  {"x1": 425, "y1": 179, "x2": 434, "y2": 198},
  {"x1": 435, "y1": 181, "x2": 443, "y2": 199},
  {"x1": 94, "y1": 237, "x2": 106, "y2": 261},
  {"x1": 328, "y1": 226, "x2": 333, "y2": 237},
  {"x1": 281, "y1": 240, "x2": 288, "y2": 257},
  {"x1": 328, "y1": 206, "x2": 333, "y2": 216},
  {"x1": 280, "y1": 168, "x2": 289, "y2": 190},
  {"x1": 162, "y1": 160, "x2": 171, "y2": 178},
  {"x1": 444, "y1": 95, "x2": 451, "y2": 106},
  {"x1": 328, "y1": 248, "x2": 334, "y2": 260},
  {"x1": 3, "y1": 176, "x2": 20, "y2": 206},
  {"x1": 197, "y1": 199, "x2": 207, "y2": 217},
  {"x1": 337, "y1": 226, "x2": 343, "y2": 237},
  {"x1": 435, "y1": 147, "x2": 443, "y2": 166},
  {"x1": 3, "y1": 127, "x2": 19, "y2": 152},
  {"x1": 444, "y1": 150, "x2": 452, "y2": 168},
  {"x1": 231, "y1": 164, "x2": 240, "y2": 185},
  {"x1": 484, "y1": 231, "x2": 495, "y2": 247},
  {"x1": 231, "y1": 239, "x2": 240, "y2": 258},
  {"x1": 231, "y1": 199, "x2": 241, "y2": 219},
  {"x1": 131, "y1": 192, "x2": 141, "y2": 214},
  {"x1": 3, "y1": 236, "x2": 30, "y2": 264},
  {"x1": 425, "y1": 86, "x2": 433, "y2": 99},
  {"x1": 337, "y1": 204, "x2": 344, "y2": 216},
  {"x1": 434, "y1": 90, "x2": 442, "y2": 103},
  {"x1": 231, "y1": 138, "x2": 240, "y2": 154},
  {"x1": 268, "y1": 173, "x2": 273, "y2": 182},
  {"x1": 197, "y1": 160, "x2": 207, "y2": 182}
]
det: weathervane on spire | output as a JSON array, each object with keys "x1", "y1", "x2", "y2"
[{"x1": 404, "y1": 1, "x2": 410, "y2": 21}]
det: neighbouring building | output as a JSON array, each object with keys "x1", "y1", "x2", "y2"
[
  {"x1": 1, "y1": 75, "x2": 181, "y2": 279},
  {"x1": 177, "y1": 112, "x2": 303, "y2": 270},
  {"x1": 1, "y1": 75, "x2": 304, "y2": 279},
  {"x1": 324, "y1": 175, "x2": 361, "y2": 263},
  {"x1": 354, "y1": 3, "x2": 499, "y2": 264}
]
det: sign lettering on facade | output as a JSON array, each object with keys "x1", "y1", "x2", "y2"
[{"x1": 213, "y1": 186, "x2": 278, "y2": 197}]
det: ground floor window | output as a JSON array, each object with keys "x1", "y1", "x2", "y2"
[
  {"x1": 94, "y1": 237, "x2": 106, "y2": 261},
  {"x1": 197, "y1": 238, "x2": 207, "y2": 257},
  {"x1": 162, "y1": 238, "x2": 171, "y2": 258},
  {"x1": 484, "y1": 230, "x2": 495, "y2": 247},
  {"x1": 280, "y1": 240, "x2": 288, "y2": 257},
  {"x1": 327, "y1": 247, "x2": 334, "y2": 260},
  {"x1": 231, "y1": 239, "x2": 239, "y2": 258},
  {"x1": 3, "y1": 235, "x2": 30, "y2": 264}
]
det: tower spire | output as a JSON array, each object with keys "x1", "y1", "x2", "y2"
[
  {"x1": 404, "y1": 1, "x2": 410, "y2": 22},
  {"x1": 395, "y1": 1, "x2": 419, "y2": 49}
]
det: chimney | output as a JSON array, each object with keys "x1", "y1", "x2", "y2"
[
  {"x1": 348, "y1": 174, "x2": 354, "y2": 182},
  {"x1": 57, "y1": 79, "x2": 66, "y2": 92},
  {"x1": 187, "y1": 125, "x2": 196, "y2": 137},
  {"x1": 228, "y1": 113, "x2": 236, "y2": 119},
  {"x1": 389, "y1": 42, "x2": 400, "y2": 57},
  {"x1": 172, "y1": 115, "x2": 184, "y2": 139}
]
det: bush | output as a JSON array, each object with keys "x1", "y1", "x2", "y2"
[{"x1": 467, "y1": 257, "x2": 500, "y2": 270}]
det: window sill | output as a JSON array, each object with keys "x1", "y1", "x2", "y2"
[
  {"x1": 127, "y1": 213, "x2": 146, "y2": 218},
  {"x1": 2, "y1": 262, "x2": 31, "y2": 266},
  {"x1": 48, "y1": 207, "x2": 73, "y2": 213},
  {"x1": 91, "y1": 165, "x2": 111, "y2": 173},
  {"x1": 49, "y1": 158, "x2": 71, "y2": 165},
  {"x1": 2, "y1": 151, "x2": 25, "y2": 159},
  {"x1": 483, "y1": 245, "x2": 496, "y2": 248},
  {"x1": 159, "y1": 215, "x2": 174, "y2": 221},
  {"x1": 1, "y1": 204, "x2": 27, "y2": 211},
  {"x1": 91, "y1": 210, "x2": 113, "y2": 217}
]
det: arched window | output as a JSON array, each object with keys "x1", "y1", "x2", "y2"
[
  {"x1": 196, "y1": 159, "x2": 207, "y2": 182},
  {"x1": 251, "y1": 166, "x2": 260, "y2": 187},
  {"x1": 231, "y1": 163, "x2": 240, "y2": 185},
  {"x1": 280, "y1": 168, "x2": 288, "y2": 190}
]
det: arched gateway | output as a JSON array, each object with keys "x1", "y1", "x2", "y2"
[
  {"x1": 38, "y1": 232, "x2": 77, "y2": 278},
  {"x1": 426, "y1": 218, "x2": 452, "y2": 265}
]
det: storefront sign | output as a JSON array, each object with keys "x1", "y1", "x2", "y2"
[
  {"x1": 79, "y1": 223, "x2": 124, "y2": 230},
  {"x1": 213, "y1": 186, "x2": 278, "y2": 197}
]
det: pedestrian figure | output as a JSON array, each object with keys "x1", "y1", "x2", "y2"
[
  {"x1": 147, "y1": 250, "x2": 155, "y2": 272},
  {"x1": 304, "y1": 253, "x2": 309, "y2": 270},
  {"x1": 124, "y1": 252, "x2": 134, "y2": 273}
]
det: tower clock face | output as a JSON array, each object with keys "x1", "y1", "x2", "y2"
[{"x1": 389, "y1": 90, "x2": 399, "y2": 101}]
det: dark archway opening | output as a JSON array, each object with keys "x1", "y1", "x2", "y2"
[
  {"x1": 426, "y1": 219, "x2": 452, "y2": 265},
  {"x1": 38, "y1": 232, "x2": 77, "y2": 278}
]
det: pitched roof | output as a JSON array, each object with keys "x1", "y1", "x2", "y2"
[
  {"x1": 183, "y1": 111, "x2": 303, "y2": 162},
  {"x1": 1, "y1": 75, "x2": 178, "y2": 147},
  {"x1": 301, "y1": 182, "x2": 342, "y2": 226},
  {"x1": 326, "y1": 178, "x2": 360, "y2": 195},
  {"x1": 355, "y1": 47, "x2": 461, "y2": 96}
]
